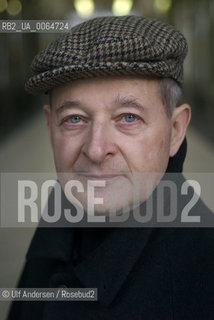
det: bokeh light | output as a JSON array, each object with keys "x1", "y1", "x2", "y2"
[
  {"x1": 154, "y1": 0, "x2": 172, "y2": 14},
  {"x1": 74, "y1": 0, "x2": 95, "y2": 18},
  {"x1": 7, "y1": 0, "x2": 22, "y2": 16},
  {"x1": 112, "y1": 0, "x2": 133, "y2": 16}
]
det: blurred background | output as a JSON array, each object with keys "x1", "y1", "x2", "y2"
[{"x1": 0, "y1": 0, "x2": 214, "y2": 319}]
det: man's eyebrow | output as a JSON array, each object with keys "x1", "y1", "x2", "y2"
[
  {"x1": 56, "y1": 100, "x2": 86, "y2": 115},
  {"x1": 55, "y1": 96, "x2": 146, "y2": 114},
  {"x1": 113, "y1": 95, "x2": 145, "y2": 110}
]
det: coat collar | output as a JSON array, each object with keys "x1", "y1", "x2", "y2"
[
  {"x1": 26, "y1": 227, "x2": 74, "y2": 261},
  {"x1": 27, "y1": 224, "x2": 176, "y2": 306},
  {"x1": 72, "y1": 227, "x2": 154, "y2": 306}
]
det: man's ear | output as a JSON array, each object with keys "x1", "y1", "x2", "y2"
[{"x1": 169, "y1": 104, "x2": 191, "y2": 157}]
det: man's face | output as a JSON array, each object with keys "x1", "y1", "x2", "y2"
[{"x1": 45, "y1": 77, "x2": 177, "y2": 215}]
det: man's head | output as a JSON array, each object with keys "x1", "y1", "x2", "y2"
[{"x1": 26, "y1": 16, "x2": 191, "y2": 214}]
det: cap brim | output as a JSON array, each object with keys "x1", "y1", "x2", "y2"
[{"x1": 25, "y1": 61, "x2": 178, "y2": 95}]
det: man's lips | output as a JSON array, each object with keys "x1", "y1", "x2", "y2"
[{"x1": 76, "y1": 173, "x2": 124, "y2": 180}]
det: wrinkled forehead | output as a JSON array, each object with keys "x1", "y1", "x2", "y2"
[
  {"x1": 50, "y1": 76, "x2": 162, "y2": 107},
  {"x1": 49, "y1": 76, "x2": 165, "y2": 119}
]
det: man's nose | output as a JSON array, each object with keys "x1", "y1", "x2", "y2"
[{"x1": 82, "y1": 122, "x2": 118, "y2": 164}]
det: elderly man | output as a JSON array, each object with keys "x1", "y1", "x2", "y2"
[{"x1": 8, "y1": 15, "x2": 214, "y2": 320}]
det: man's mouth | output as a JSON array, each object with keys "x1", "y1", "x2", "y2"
[{"x1": 76, "y1": 173, "x2": 125, "y2": 181}]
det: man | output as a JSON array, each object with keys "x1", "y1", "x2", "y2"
[{"x1": 8, "y1": 15, "x2": 214, "y2": 320}]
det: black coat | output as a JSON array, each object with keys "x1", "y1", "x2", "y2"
[{"x1": 7, "y1": 213, "x2": 214, "y2": 320}]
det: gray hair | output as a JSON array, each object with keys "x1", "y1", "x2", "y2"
[{"x1": 159, "y1": 78, "x2": 183, "y2": 117}]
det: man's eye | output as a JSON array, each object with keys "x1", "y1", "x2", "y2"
[
  {"x1": 122, "y1": 114, "x2": 138, "y2": 123},
  {"x1": 66, "y1": 115, "x2": 82, "y2": 123}
]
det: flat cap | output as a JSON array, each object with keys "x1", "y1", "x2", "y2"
[{"x1": 25, "y1": 15, "x2": 188, "y2": 94}]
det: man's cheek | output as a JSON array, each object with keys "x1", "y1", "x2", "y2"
[{"x1": 52, "y1": 131, "x2": 71, "y2": 151}]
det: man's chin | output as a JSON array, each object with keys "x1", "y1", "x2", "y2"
[{"x1": 86, "y1": 203, "x2": 131, "y2": 217}]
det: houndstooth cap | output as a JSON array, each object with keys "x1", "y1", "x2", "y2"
[{"x1": 25, "y1": 15, "x2": 188, "y2": 95}]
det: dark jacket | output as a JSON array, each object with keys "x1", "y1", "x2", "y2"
[{"x1": 7, "y1": 218, "x2": 214, "y2": 319}]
